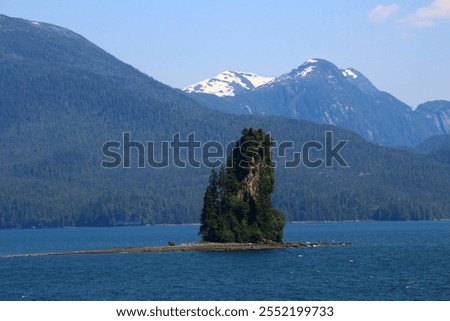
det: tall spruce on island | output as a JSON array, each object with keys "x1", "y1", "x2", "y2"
[{"x1": 199, "y1": 128, "x2": 285, "y2": 243}]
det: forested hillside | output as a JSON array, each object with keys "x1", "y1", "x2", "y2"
[{"x1": 1, "y1": 15, "x2": 449, "y2": 228}]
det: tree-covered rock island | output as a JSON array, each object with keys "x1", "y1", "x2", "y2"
[
  {"x1": 5, "y1": 128, "x2": 351, "y2": 258},
  {"x1": 200, "y1": 128, "x2": 285, "y2": 243}
]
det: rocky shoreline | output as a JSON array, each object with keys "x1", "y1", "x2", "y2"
[{"x1": 3, "y1": 241, "x2": 350, "y2": 258}]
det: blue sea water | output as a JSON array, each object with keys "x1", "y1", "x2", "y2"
[{"x1": 0, "y1": 221, "x2": 449, "y2": 301}]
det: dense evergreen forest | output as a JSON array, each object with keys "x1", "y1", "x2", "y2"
[{"x1": 0, "y1": 15, "x2": 449, "y2": 228}]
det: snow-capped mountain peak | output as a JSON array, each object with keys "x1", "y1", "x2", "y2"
[
  {"x1": 183, "y1": 71, "x2": 274, "y2": 97},
  {"x1": 274, "y1": 58, "x2": 343, "y2": 83}
]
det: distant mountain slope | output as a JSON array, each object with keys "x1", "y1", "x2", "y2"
[
  {"x1": 184, "y1": 58, "x2": 449, "y2": 147},
  {"x1": 416, "y1": 134, "x2": 450, "y2": 153},
  {"x1": 0, "y1": 15, "x2": 145, "y2": 80},
  {"x1": 416, "y1": 134, "x2": 450, "y2": 164},
  {"x1": 1, "y1": 15, "x2": 449, "y2": 227},
  {"x1": 415, "y1": 100, "x2": 450, "y2": 135}
]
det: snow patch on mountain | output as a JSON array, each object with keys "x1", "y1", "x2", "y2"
[
  {"x1": 299, "y1": 66, "x2": 315, "y2": 77},
  {"x1": 183, "y1": 71, "x2": 274, "y2": 97},
  {"x1": 342, "y1": 69, "x2": 358, "y2": 79},
  {"x1": 340, "y1": 67, "x2": 379, "y2": 94}
]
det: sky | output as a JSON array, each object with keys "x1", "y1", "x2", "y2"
[{"x1": 1, "y1": 0, "x2": 449, "y2": 107}]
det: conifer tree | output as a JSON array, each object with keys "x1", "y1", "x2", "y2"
[{"x1": 199, "y1": 167, "x2": 219, "y2": 241}]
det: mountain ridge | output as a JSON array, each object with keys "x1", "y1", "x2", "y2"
[{"x1": 184, "y1": 58, "x2": 449, "y2": 146}]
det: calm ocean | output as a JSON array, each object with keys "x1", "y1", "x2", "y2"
[{"x1": 0, "y1": 221, "x2": 449, "y2": 301}]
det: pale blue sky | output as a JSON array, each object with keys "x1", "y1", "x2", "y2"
[{"x1": 1, "y1": 0, "x2": 449, "y2": 106}]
